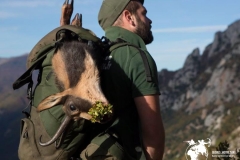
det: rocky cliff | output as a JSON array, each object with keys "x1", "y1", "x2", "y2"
[
  {"x1": 159, "y1": 20, "x2": 240, "y2": 111},
  {"x1": 160, "y1": 20, "x2": 240, "y2": 159}
]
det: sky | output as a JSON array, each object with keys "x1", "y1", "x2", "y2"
[{"x1": 0, "y1": 0, "x2": 240, "y2": 71}]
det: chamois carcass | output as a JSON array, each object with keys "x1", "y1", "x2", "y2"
[
  {"x1": 37, "y1": 40, "x2": 110, "y2": 146},
  {"x1": 36, "y1": 0, "x2": 111, "y2": 147}
]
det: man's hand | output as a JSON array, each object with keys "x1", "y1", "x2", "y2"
[{"x1": 134, "y1": 95, "x2": 165, "y2": 160}]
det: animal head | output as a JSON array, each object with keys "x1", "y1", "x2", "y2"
[{"x1": 37, "y1": 41, "x2": 108, "y2": 121}]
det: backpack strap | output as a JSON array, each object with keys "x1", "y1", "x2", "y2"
[
  {"x1": 12, "y1": 44, "x2": 56, "y2": 90},
  {"x1": 109, "y1": 39, "x2": 153, "y2": 82},
  {"x1": 12, "y1": 46, "x2": 56, "y2": 117}
]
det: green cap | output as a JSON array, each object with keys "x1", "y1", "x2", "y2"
[{"x1": 98, "y1": 0, "x2": 144, "y2": 31}]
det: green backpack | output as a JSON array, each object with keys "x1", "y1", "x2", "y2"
[
  {"x1": 13, "y1": 25, "x2": 153, "y2": 160},
  {"x1": 13, "y1": 25, "x2": 113, "y2": 160}
]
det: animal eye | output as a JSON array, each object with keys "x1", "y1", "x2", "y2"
[{"x1": 70, "y1": 105, "x2": 76, "y2": 111}]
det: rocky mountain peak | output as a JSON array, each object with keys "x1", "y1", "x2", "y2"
[
  {"x1": 159, "y1": 19, "x2": 240, "y2": 111},
  {"x1": 226, "y1": 20, "x2": 240, "y2": 45},
  {"x1": 206, "y1": 20, "x2": 240, "y2": 59}
]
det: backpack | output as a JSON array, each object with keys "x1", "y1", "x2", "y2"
[{"x1": 12, "y1": 25, "x2": 153, "y2": 160}]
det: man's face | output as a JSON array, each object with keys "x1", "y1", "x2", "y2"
[{"x1": 134, "y1": 4, "x2": 153, "y2": 45}]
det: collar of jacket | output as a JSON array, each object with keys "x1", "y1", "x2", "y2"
[{"x1": 105, "y1": 26, "x2": 147, "y2": 51}]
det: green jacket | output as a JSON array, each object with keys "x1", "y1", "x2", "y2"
[{"x1": 100, "y1": 26, "x2": 160, "y2": 159}]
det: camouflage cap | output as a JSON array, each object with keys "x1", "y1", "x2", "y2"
[{"x1": 98, "y1": 0, "x2": 144, "y2": 31}]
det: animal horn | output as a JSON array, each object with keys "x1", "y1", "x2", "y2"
[
  {"x1": 71, "y1": 13, "x2": 82, "y2": 27},
  {"x1": 60, "y1": 0, "x2": 74, "y2": 26},
  {"x1": 39, "y1": 116, "x2": 71, "y2": 147},
  {"x1": 63, "y1": 0, "x2": 69, "y2": 5}
]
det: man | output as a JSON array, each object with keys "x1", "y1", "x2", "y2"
[{"x1": 80, "y1": 0, "x2": 165, "y2": 160}]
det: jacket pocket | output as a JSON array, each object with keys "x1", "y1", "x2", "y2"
[{"x1": 18, "y1": 118, "x2": 41, "y2": 160}]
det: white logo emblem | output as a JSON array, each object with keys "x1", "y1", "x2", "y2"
[{"x1": 184, "y1": 138, "x2": 211, "y2": 160}]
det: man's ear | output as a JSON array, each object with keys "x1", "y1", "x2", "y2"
[
  {"x1": 37, "y1": 90, "x2": 70, "y2": 112},
  {"x1": 122, "y1": 10, "x2": 136, "y2": 26}
]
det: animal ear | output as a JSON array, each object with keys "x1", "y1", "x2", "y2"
[{"x1": 37, "y1": 90, "x2": 69, "y2": 112}]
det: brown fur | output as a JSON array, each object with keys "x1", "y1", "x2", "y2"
[
  {"x1": 75, "y1": 50, "x2": 101, "y2": 102},
  {"x1": 52, "y1": 51, "x2": 70, "y2": 89}
]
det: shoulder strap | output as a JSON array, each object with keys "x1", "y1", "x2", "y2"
[
  {"x1": 109, "y1": 39, "x2": 153, "y2": 82},
  {"x1": 13, "y1": 45, "x2": 55, "y2": 90}
]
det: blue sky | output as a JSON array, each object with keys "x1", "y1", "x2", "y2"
[{"x1": 0, "y1": 0, "x2": 239, "y2": 71}]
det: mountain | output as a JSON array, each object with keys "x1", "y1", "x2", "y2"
[
  {"x1": 159, "y1": 19, "x2": 240, "y2": 159},
  {"x1": 0, "y1": 55, "x2": 28, "y2": 160},
  {"x1": 0, "y1": 55, "x2": 29, "y2": 111},
  {"x1": 0, "y1": 58, "x2": 10, "y2": 65},
  {"x1": 1, "y1": 20, "x2": 240, "y2": 159}
]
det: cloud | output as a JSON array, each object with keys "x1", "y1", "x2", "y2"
[
  {"x1": 153, "y1": 25, "x2": 227, "y2": 33},
  {"x1": 2, "y1": 0, "x2": 56, "y2": 8},
  {"x1": 1, "y1": 0, "x2": 99, "y2": 8},
  {"x1": 150, "y1": 39, "x2": 212, "y2": 54},
  {"x1": 0, "y1": 11, "x2": 19, "y2": 18},
  {"x1": 75, "y1": 0, "x2": 99, "y2": 5},
  {"x1": 0, "y1": 26, "x2": 19, "y2": 32},
  {"x1": 148, "y1": 38, "x2": 213, "y2": 71}
]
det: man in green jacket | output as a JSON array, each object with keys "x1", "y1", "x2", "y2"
[{"x1": 80, "y1": 0, "x2": 165, "y2": 159}]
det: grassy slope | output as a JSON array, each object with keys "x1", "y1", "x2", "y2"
[{"x1": 162, "y1": 102, "x2": 240, "y2": 159}]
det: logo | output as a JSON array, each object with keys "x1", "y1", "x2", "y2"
[{"x1": 184, "y1": 138, "x2": 211, "y2": 160}]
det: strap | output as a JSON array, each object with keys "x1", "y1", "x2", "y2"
[
  {"x1": 12, "y1": 60, "x2": 40, "y2": 90},
  {"x1": 109, "y1": 39, "x2": 153, "y2": 82},
  {"x1": 12, "y1": 45, "x2": 56, "y2": 90}
]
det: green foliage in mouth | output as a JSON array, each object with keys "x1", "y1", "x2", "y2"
[{"x1": 88, "y1": 101, "x2": 113, "y2": 123}]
